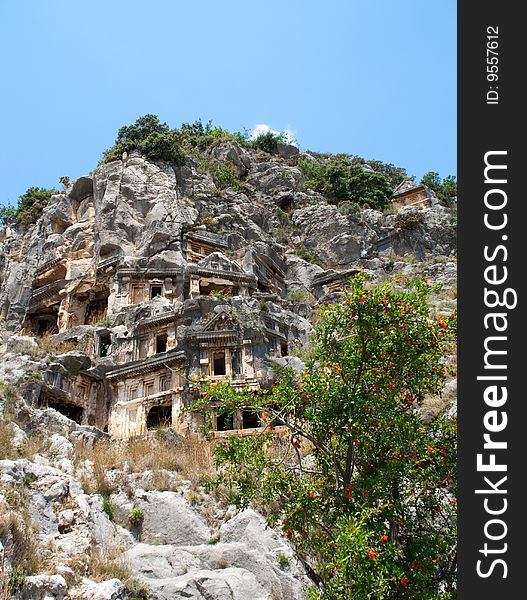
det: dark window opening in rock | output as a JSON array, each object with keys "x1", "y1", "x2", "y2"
[
  {"x1": 86, "y1": 289, "x2": 110, "y2": 325},
  {"x1": 150, "y1": 285, "x2": 162, "y2": 299},
  {"x1": 146, "y1": 404, "x2": 172, "y2": 430},
  {"x1": 156, "y1": 333, "x2": 168, "y2": 354},
  {"x1": 216, "y1": 411, "x2": 234, "y2": 431},
  {"x1": 278, "y1": 196, "x2": 294, "y2": 213},
  {"x1": 199, "y1": 281, "x2": 232, "y2": 297},
  {"x1": 231, "y1": 350, "x2": 242, "y2": 375},
  {"x1": 280, "y1": 342, "x2": 288, "y2": 357},
  {"x1": 213, "y1": 351, "x2": 226, "y2": 376},
  {"x1": 257, "y1": 281, "x2": 270, "y2": 293},
  {"x1": 242, "y1": 410, "x2": 260, "y2": 429},
  {"x1": 99, "y1": 333, "x2": 111, "y2": 357},
  {"x1": 36, "y1": 315, "x2": 58, "y2": 336},
  {"x1": 47, "y1": 400, "x2": 84, "y2": 424}
]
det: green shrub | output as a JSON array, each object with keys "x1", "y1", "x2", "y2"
[
  {"x1": 8, "y1": 566, "x2": 27, "y2": 594},
  {"x1": 421, "y1": 171, "x2": 457, "y2": 204},
  {"x1": 124, "y1": 581, "x2": 150, "y2": 600},
  {"x1": 299, "y1": 155, "x2": 393, "y2": 210},
  {"x1": 249, "y1": 130, "x2": 286, "y2": 155},
  {"x1": 362, "y1": 159, "x2": 408, "y2": 187},
  {"x1": 194, "y1": 275, "x2": 457, "y2": 598},
  {"x1": 210, "y1": 289, "x2": 229, "y2": 300},
  {"x1": 23, "y1": 473, "x2": 37, "y2": 486},
  {"x1": 103, "y1": 114, "x2": 186, "y2": 166},
  {"x1": 102, "y1": 495, "x2": 115, "y2": 521},
  {"x1": 211, "y1": 163, "x2": 240, "y2": 190},
  {"x1": 295, "y1": 245, "x2": 323, "y2": 266},
  {"x1": 95, "y1": 315, "x2": 112, "y2": 327},
  {"x1": 197, "y1": 210, "x2": 219, "y2": 232},
  {"x1": 337, "y1": 201, "x2": 363, "y2": 221},
  {"x1": 103, "y1": 116, "x2": 253, "y2": 165},
  {"x1": 186, "y1": 491, "x2": 200, "y2": 505},
  {"x1": 0, "y1": 187, "x2": 58, "y2": 227},
  {"x1": 59, "y1": 176, "x2": 71, "y2": 188},
  {"x1": 0, "y1": 205, "x2": 16, "y2": 226},
  {"x1": 286, "y1": 289, "x2": 309, "y2": 303},
  {"x1": 180, "y1": 119, "x2": 249, "y2": 150},
  {"x1": 25, "y1": 369, "x2": 42, "y2": 383},
  {"x1": 128, "y1": 507, "x2": 144, "y2": 526},
  {"x1": 275, "y1": 207, "x2": 290, "y2": 226},
  {"x1": 278, "y1": 552, "x2": 290, "y2": 568}
]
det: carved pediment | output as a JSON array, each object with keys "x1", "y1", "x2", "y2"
[
  {"x1": 197, "y1": 252, "x2": 244, "y2": 274},
  {"x1": 201, "y1": 309, "x2": 237, "y2": 333}
]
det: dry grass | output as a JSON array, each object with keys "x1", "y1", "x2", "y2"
[
  {"x1": 420, "y1": 393, "x2": 455, "y2": 422},
  {"x1": 87, "y1": 544, "x2": 149, "y2": 598},
  {"x1": 89, "y1": 546, "x2": 132, "y2": 583},
  {"x1": 173, "y1": 434, "x2": 215, "y2": 481},
  {"x1": 267, "y1": 429, "x2": 312, "y2": 463},
  {"x1": 0, "y1": 420, "x2": 16, "y2": 460},
  {"x1": 35, "y1": 335, "x2": 77, "y2": 356},
  {"x1": 0, "y1": 503, "x2": 44, "y2": 596},
  {"x1": 0, "y1": 381, "x2": 19, "y2": 419},
  {"x1": 76, "y1": 432, "x2": 216, "y2": 494},
  {"x1": 0, "y1": 419, "x2": 47, "y2": 462},
  {"x1": 141, "y1": 470, "x2": 179, "y2": 492}
]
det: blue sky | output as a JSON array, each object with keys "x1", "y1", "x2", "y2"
[{"x1": 0, "y1": 0, "x2": 456, "y2": 206}]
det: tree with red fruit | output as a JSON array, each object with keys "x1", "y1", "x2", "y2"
[{"x1": 193, "y1": 275, "x2": 457, "y2": 599}]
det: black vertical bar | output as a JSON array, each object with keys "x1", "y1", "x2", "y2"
[{"x1": 458, "y1": 2, "x2": 524, "y2": 597}]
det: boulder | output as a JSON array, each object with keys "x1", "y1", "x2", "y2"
[
  {"x1": 6, "y1": 335, "x2": 38, "y2": 355},
  {"x1": 275, "y1": 143, "x2": 299, "y2": 160},
  {"x1": 15, "y1": 574, "x2": 67, "y2": 600},
  {"x1": 123, "y1": 509, "x2": 311, "y2": 599},
  {"x1": 72, "y1": 578, "x2": 126, "y2": 600},
  {"x1": 113, "y1": 490, "x2": 211, "y2": 545},
  {"x1": 249, "y1": 164, "x2": 304, "y2": 194},
  {"x1": 209, "y1": 141, "x2": 252, "y2": 177},
  {"x1": 55, "y1": 351, "x2": 92, "y2": 375}
]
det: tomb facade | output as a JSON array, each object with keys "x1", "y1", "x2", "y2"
[
  {"x1": 391, "y1": 180, "x2": 436, "y2": 209},
  {"x1": 24, "y1": 226, "x2": 312, "y2": 438}
]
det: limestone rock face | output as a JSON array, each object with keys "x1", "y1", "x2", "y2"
[
  {"x1": 248, "y1": 163, "x2": 304, "y2": 194},
  {"x1": 69, "y1": 579, "x2": 126, "y2": 600},
  {"x1": 113, "y1": 490, "x2": 211, "y2": 546},
  {"x1": 0, "y1": 137, "x2": 456, "y2": 600},
  {"x1": 94, "y1": 155, "x2": 198, "y2": 262},
  {"x1": 14, "y1": 574, "x2": 68, "y2": 600},
  {"x1": 123, "y1": 509, "x2": 310, "y2": 600},
  {"x1": 208, "y1": 141, "x2": 252, "y2": 177}
]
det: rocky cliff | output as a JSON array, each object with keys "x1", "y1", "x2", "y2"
[{"x1": 0, "y1": 134, "x2": 457, "y2": 599}]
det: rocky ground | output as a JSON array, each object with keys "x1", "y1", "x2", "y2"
[{"x1": 0, "y1": 395, "x2": 311, "y2": 599}]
